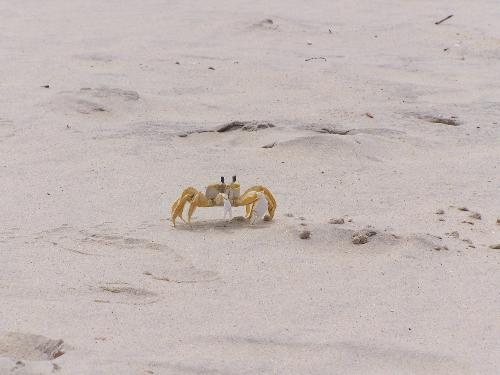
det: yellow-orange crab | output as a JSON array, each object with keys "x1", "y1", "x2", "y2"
[{"x1": 171, "y1": 176, "x2": 276, "y2": 226}]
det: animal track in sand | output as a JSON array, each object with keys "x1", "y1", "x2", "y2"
[
  {"x1": 98, "y1": 283, "x2": 158, "y2": 305},
  {"x1": 304, "y1": 124, "x2": 405, "y2": 138},
  {"x1": 82, "y1": 87, "x2": 140, "y2": 101},
  {"x1": 329, "y1": 217, "x2": 345, "y2": 224},
  {"x1": 417, "y1": 115, "x2": 460, "y2": 126},
  {"x1": 73, "y1": 99, "x2": 107, "y2": 114},
  {"x1": 0, "y1": 118, "x2": 16, "y2": 141},
  {"x1": 145, "y1": 266, "x2": 220, "y2": 284},
  {"x1": 100, "y1": 284, "x2": 155, "y2": 296},
  {"x1": 0, "y1": 331, "x2": 65, "y2": 361},
  {"x1": 250, "y1": 18, "x2": 279, "y2": 30},
  {"x1": 52, "y1": 86, "x2": 140, "y2": 115},
  {"x1": 74, "y1": 52, "x2": 114, "y2": 62}
]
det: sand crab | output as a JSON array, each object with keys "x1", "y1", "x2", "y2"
[{"x1": 171, "y1": 176, "x2": 276, "y2": 226}]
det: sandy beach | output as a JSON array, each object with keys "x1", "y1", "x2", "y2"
[{"x1": 1, "y1": 1, "x2": 499, "y2": 374}]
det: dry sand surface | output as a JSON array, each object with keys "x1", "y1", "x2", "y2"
[{"x1": 1, "y1": 0, "x2": 499, "y2": 374}]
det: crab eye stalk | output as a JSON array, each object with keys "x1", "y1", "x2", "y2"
[
  {"x1": 221, "y1": 176, "x2": 225, "y2": 183},
  {"x1": 232, "y1": 175, "x2": 237, "y2": 182}
]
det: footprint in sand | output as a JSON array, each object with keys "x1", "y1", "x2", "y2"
[{"x1": 0, "y1": 331, "x2": 65, "y2": 361}]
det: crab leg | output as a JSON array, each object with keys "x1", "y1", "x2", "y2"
[
  {"x1": 171, "y1": 190, "x2": 198, "y2": 226},
  {"x1": 245, "y1": 203, "x2": 254, "y2": 218},
  {"x1": 171, "y1": 187, "x2": 198, "y2": 216},
  {"x1": 232, "y1": 191, "x2": 259, "y2": 221},
  {"x1": 187, "y1": 192, "x2": 215, "y2": 223},
  {"x1": 241, "y1": 185, "x2": 277, "y2": 219}
]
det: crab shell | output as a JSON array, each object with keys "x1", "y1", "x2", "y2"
[{"x1": 170, "y1": 181, "x2": 276, "y2": 226}]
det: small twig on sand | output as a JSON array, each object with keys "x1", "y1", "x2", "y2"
[
  {"x1": 305, "y1": 57, "x2": 327, "y2": 62},
  {"x1": 365, "y1": 113, "x2": 374, "y2": 118},
  {"x1": 435, "y1": 15, "x2": 453, "y2": 25}
]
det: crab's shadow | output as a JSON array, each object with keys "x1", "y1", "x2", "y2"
[{"x1": 171, "y1": 217, "x2": 272, "y2": 232}]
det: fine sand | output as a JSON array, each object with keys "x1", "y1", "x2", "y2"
[{"x1": 1, "y1": 1, "x2": 499, "y2": 374}]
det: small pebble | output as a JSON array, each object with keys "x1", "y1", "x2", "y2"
[
  {"x1": 298, "y1": 216, "x2": 306, "y2": 221},
  {"x1": 307, "y1": 40, "x2": 312, "y2": 45},
  {"x1": 352, "y1": 234, "x2": 368, "y2": 245},
  {"x1": 231, "y1": 216, "x2": 246, "y2": 223},
  {"x1": 299, "y1": 230, "x2": 311, "y2": 239},
  {"x1": 469, "y1": 212, "x2": 481, "y2": 220},
  {"x1": 329, "y1": 218, "x2": 345, "y2": 224},
  {"x1": 208, "y1": 66, "x2": 215, "y2": 70},
  {"x1": 353, "y1": 228, "x2": 377, "y2": 238},
  {"x1": 457, "y1": 206, "x2": 469, "y2": 211},
  {"x1": 489, "y1": 244, "x2": 500, "y2": 249},
  {"x1": 435, "y1": 209, "x2": 445, "y2": 215}
]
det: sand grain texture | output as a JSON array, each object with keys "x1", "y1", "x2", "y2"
[{"x1": 0, "y1": 0, "x2": 499, "y2": 374}]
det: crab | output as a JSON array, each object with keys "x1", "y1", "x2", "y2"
[{"x1": 171, "y1": 176, "x2": 276, "y2": 226}]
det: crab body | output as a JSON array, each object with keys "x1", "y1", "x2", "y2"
[{"x1": 171, "y1": 176, "x2": 276, "y2": 226}]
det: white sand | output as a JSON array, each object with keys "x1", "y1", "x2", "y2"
[{"x1": 1, "y1": 1, "x2": 499, "y2": 374}]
